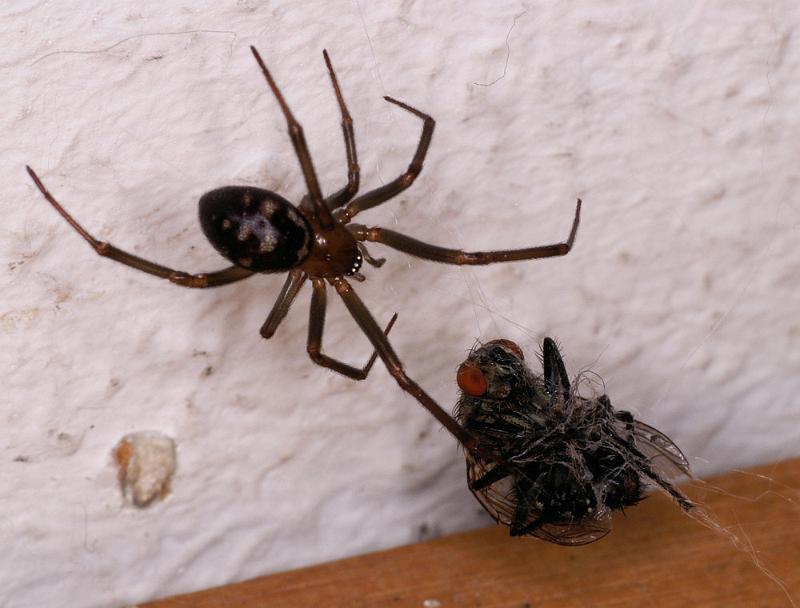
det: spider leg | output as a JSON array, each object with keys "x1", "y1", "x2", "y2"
[
  {"x1": 330, "y1": 276, "x2": 477, "y2": 450},
  {"x1": 260, "y1": 270, "x2": 308, "y2": 338},
  {"x1": 307, "y1": 278, "x2": 398, "y2": 380},
  {"x1": 348, "y1": 199, "x2": 581, "y2": 264},
  {"x1": 641, "y1": 465, "x2": 694, "y2": 511},
  {"x1": 249, "y1": 47, "x2": 335, "y2": 231},
  {"x1": 339, "y1": 96, "x2": 434, "y2": 222},
  {"x1": 543, "y1": 337, "x2": 571, "y2": 400},
  {"x1": 470, "y1": 463, "x2": 511, "y2": 491},
  {"x1": 26, "y1": 166, "x2": 254, "y2": 288},
  {"x1": 321, "y1": 50, "x2": 360, "y2": 211},
  {"x1": 509, "y1": 478, "x2": 542, "y2": 536}
]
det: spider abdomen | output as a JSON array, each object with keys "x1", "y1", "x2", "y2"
[{"x1": 199, "y1": 186, "x2": 312, "y2": 272}]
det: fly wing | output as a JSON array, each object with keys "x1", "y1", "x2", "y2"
[
  {"x1": 535, "y1": 508, "x2": 612, "y2": 546},
  {"x1": 626, "y1": 419, "x2": 692, "y2": 480},
  {"x1": 465, "y1": 457, "x2": 518, "y2": 526},
  {"x1": 466, "y1": 455, "x2": 612, "y2": 546}
]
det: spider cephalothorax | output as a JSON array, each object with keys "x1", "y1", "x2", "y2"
[
  {"x1": 455, "y1": 337, "x2": 694, "y2": 544},
  {"x1": 27, "y1": 47, "x2": 581, "y2": 452}
]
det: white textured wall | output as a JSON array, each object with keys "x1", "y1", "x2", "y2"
[{"x1": 4, "y1": 2, "x2": 800, "y2": 606}]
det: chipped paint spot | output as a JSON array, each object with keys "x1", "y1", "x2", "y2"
[
  {"x1": 114, "y1": 431, "x2": 177, "y2": 508},
  {"x1": 0, "y1": 308, "x2": 43, "y2": 332}
]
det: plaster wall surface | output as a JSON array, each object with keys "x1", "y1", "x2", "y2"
[{"x1": 3, "y1": 1, "x2": 800, "y2": 606}]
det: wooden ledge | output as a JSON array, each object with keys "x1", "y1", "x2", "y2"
[{"x1": 143, "y1": 458, "x2": 800, "y2": 607}]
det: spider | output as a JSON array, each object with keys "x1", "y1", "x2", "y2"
[
  {"x1": 26, "y1": 47, "x2": 580, "y2": 452},
  {"x1": 455, "y1": 337, "x2": 694, "y2": 545}
]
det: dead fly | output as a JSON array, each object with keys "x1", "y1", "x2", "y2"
[{"x1": 455, "y1": 338, "x2": 694, "y2": 545}]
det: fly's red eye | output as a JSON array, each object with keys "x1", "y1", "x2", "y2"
[{"x1": 457, "y1": 361, "x2": 488, "y2": 396}]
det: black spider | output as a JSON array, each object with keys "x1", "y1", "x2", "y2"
[
  {"x1": 455, "y1": 338, "x2": 694, "y2": 545},
  {"x1": 25, "y1": 47, "x2": 580, "y2": 450}
]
